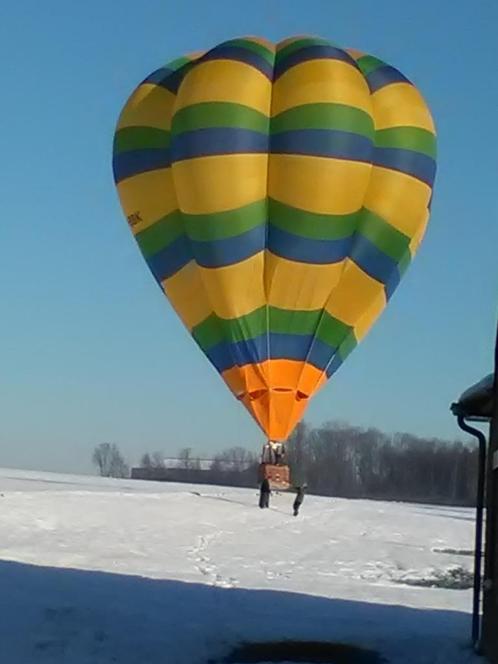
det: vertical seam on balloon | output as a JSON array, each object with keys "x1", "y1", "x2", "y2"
[{"x1": 262, "y1": 41, "x2": 277, "y2": 439}]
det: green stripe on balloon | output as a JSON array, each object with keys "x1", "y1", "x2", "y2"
[
  {"x1": 135, "y1": 210, "x2": 183, "y2": 257},
  {"x1": 184, "y1": 200, "x2": 266, "y2": 242},
  {"x1": 269, "y1": 199, "x2": 357, "y2": 241},
  {"x1": 136, "y1": 200, "x2": 267, "y2": 257},
  {"x1": 337, "y1": 330, "x2": 358, "y2": 362},
  {"x1": 172, "y1": 102, "x2": 269, "y2": 134},
  {"x1": 163, "y1": 55, "x2": 196, "y2": 70},
  {"x1": 355, "y1": 54, "x2": 386, "y2": 76},
  {"x1": 222, "y1": 38, "x2": 275, "y2": 65},
  {"x1": 269, "y1": 199, "x2": 411, "y2": 263},
  {"x1": 271, "y1": 103, "x2": 374, "y2": 138},
  {"x1": 193, "y1": 308, "x2": 265, "y2": 348},
  {"x1": 306, "y1": 312, "x2": 351, "y2": 348},
  {"x1": 276, "y1": 37, "x2": 335, "y2": 62},
  {"x1": 270, "y1": 308, "x2": 321, "y2": 336},
  {"x1": 397, "y1": 250, "x2": 412, "y2": 276},
  {"x1": 192, "y1": 307, "x2": 352, "y2": 352},
  {"x1": 375, "y1": 127, "x2": 436, "y2": 159},
  {"x1": 137, "y1": 202, "x2": 410, "y2": 274},
  {"x1": 113, "y1": 127, "x2": 170, "y2": 154},
  {"x1": 358, "y1": 210, "x2": 411, "y2": 262}
]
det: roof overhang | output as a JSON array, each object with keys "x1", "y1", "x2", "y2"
[{"x1": 451, "y1": 373, "x2": 495, "y2": 421}]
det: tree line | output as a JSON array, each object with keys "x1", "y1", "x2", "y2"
[
  {"x1": 92, "y1": 420, "x2": 478, "y2": 506},
  {"x1": 286, "y1": 422, "x2": 478, "y2": 506}
]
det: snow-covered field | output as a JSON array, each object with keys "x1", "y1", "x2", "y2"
[{"x1": 0, "y1": 468, "x2": 480, "y2": 663}]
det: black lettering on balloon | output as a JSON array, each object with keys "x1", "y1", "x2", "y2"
[{"x1": 127, "y1": 211, "x2": 143, "y2": 227}]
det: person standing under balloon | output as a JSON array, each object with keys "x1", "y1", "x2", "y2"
[
  {"x1": 259, "y1": 478, "x2": 271, "y2": 509},
  {"x1": 293, "y1": 485, "x2": 306, "y2": 516},
  {"x1": 273, "y1": 442, "x2": 285, "y2": 466}
]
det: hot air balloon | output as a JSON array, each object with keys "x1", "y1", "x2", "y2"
[{"x1": 112, "y1": 36, "x2": 436, "y2": 454}]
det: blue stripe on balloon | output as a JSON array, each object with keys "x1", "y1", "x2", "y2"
[
  {"x1": 170, "y1": 127, "x2": 268, "y2": 162},
  {"x1": 206, "y1": 332, "x2": 341, "y2": 373},
  {"x1": 143, "y1": 67, "x2": 173, "y2": 86},
  {"x1": 146, "y1": 234, "x2": 191, "y2": 282},
  {"x1": 191, "y1": 225, "x2": 266, "y2": 268},
  {"x1": 351, "y1": 234, "x2": 406, "y2": 300},
  {"x1": 385, "y1": 266, "x2": 402, "y2": 301},
  {"x1": 366, "y1": 65, "x2": 410, "y2": 93},
  {"x1": 199, "y1": 46, "x2": 274, "y2": 80},
  {"x1": 374, "y1": 147, "x2": 436, "y2": 187},
  {"x1": 270, "y1": 333, "x2": 315, "y2": 362},
  {"x1": 269, "y1": 225, "x2": 353, "y2": 264},
  {"x1": 144, "y1": 64, "x2": 195, "y2": 94},
  {"x1": 350, "y1": 234, "x2": 398, "y2": 287},
  {"x1": 271, "y1": 129, "x2": 373, "y2": 162},
  {"x1": 274, "y1": 45, "x2": 358, "y2": 80},
  {"x1": 113, "y1": 149, "x2": 171, "y2": 183},
  {"x1": 206, "y1": 335, "x2": 265, "y2": 373},
  {"x1": 307, "y1": 338, "x2": 338, "y2": 371},
  {"x1": 147, "y1": 225, "x2": 266, "y2": 277},
  {"x1": 325, "y1": 352, "x2": 344, "y2": 378}
]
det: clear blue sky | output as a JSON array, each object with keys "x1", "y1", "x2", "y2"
[{"x1": 1, "y1": 1, "x2": 497, "y2": 473}]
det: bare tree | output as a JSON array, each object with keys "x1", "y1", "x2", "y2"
[
  {"x1": 178, "y1": 447, "x2": 195, "y2": 470},
  {"x1": 211, "y1": 447, "x2": 258, "y2": 472},
  {"x1": 92, "y1": 443, "x2": 129, "y2": 478},
  {"x1": 141, "y1": 453, "x2": 153, "y2": 469},
  {"x1": 151, "y1": 452, "x2": 165, "y2": 468}
]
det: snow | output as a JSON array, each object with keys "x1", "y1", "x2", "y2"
[{"x1": 0, "y1": 467, "x2": 481, "y2": 663}]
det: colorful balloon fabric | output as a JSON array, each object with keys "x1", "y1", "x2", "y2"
[{"x1": 112, "y1": 36, "x2": 436, "y2": 442}]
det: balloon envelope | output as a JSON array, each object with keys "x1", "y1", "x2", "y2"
[{"x1": 112, "y1": 36, "x2": 436, "y2": 442}]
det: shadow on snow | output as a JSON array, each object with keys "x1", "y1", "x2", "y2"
[{"x1": 0, "y1": 559, "x2": 474, "y2": 663}]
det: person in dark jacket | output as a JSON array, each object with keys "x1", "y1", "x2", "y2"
[
  {"x1": 259, "y1": 478, "x2": 271, "y2": 509},
  {"x1": 293, "y1": 485, "x2": 306, "y2": 516}
]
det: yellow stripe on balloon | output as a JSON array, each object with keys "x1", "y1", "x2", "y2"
[
  {"x1": 173, "y1": 60, "x2": 272, "y2": 115},
  {"x1": 354, "y1": 295, "x2": 386, "y2": 341},
  {"x1": 265, "y1": 253, "x2": 344, "y2": 311},
  {"x1": 269, "y1": 154, "x2": 371, "y2": 215},
  {"x1": 199, "y1": 253, "x2": 266, "y2": 319},
  {"x1": 364, "y1": 166, "x2": 432, "y2": 238},
  {"x1": 409, "y1": 208, "x2": 430, "y2": 255},
  {"x1": 372, "y1": 83, "x2": 436, "y2": 133},
  {"x1": 271, "y1": 60, "x2": 373, "y2": 116},
  {"x1": 325, "y1": 260, "x2": 386, "y2": 336},
  {"x1": 117, "y1": 84, "x2": 176, "y2": 130},
  {"x1": 117, "y1": 169, "x2": 177, "y2": 234},
  {"x1": 162, "y1": 262, "x2": 213, "y2": 330},
  {"x1": 172, "y1": 154, "x2": 269, "y2": 214}
]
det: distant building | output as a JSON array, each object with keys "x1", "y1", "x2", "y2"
[{"x1": 131, "y1": 457, "x2": 257, "y2": 487}]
